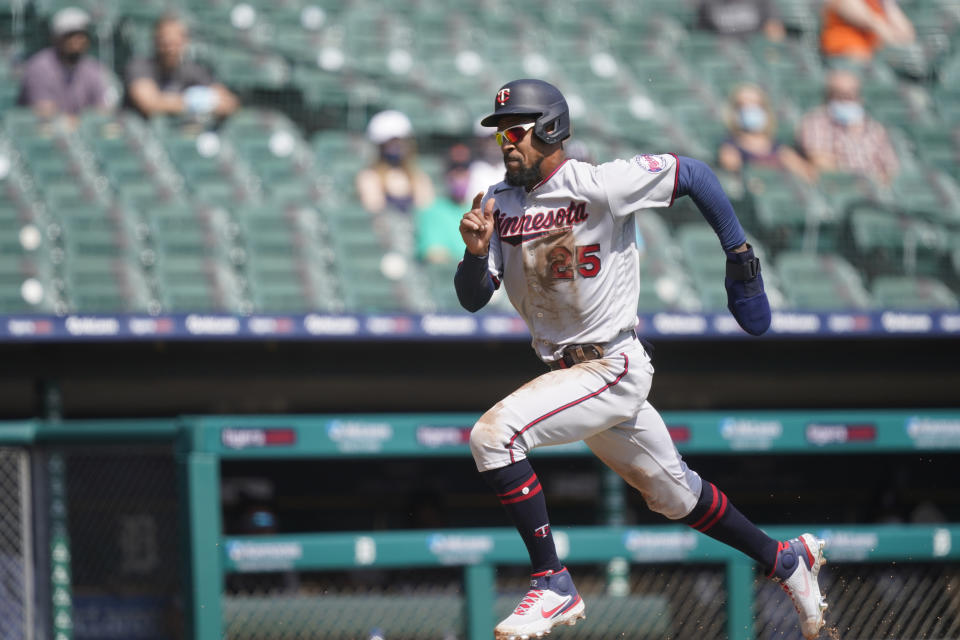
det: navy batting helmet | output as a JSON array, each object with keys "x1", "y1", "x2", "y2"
[{"x1": 481, "y1": 78, "x2": 570, "y2": 145}]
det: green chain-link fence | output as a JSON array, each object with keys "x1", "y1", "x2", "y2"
[
  {"x1": 52, "y1": 443, "x2": 185, "y2": 640},
  {"x1": 2, "y1": 414, "x2": 960, "y2": 639},
  {"x1": 221, "y1": 557, "x2": 960, "y2": 640},
  {"x1": 223, "y1": 563, "x2": 729, "y2": 640},
  {"x1": 0, "y1": 446, "x2": 32, "y2": 640}
]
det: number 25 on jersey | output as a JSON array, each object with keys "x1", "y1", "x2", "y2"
[{"x1": 548, "y1": 244, "x2": 601, "y2": 280}]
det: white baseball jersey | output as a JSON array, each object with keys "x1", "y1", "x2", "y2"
[{"x1": 481, "y1": 153, "x2": 678, "y2": 361}]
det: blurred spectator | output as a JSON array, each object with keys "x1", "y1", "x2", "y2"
[
  {"x1": 467, "y1": 122, "x2": 505, "y2": 201},
  {"x1": 696, "y1": 0, "x2": 786, "y2": 41},
  {"x1": 124, "y1": 13, "x2": 239, "y2": 121},
  {"x1": 566, "y1": 140, "x2": 597, "y2": 164},
  {"x1": 718, "y1": 84, "x2": 815, "y2": 181},
  {"x1": 356, "y1": 110, "x2": 434, "y2": 215},
  {"x1": 415, "y1": 144, "x2": 473, "y2": 264},
  {"x1": 796, "y1": 69, "x2": 898, "y2": 184},
  {"x1": 820, "y1": 0, "x2": 915, "y2": 65},
  {"x1": 17, "y1": 7, "x2": 112, "y2": 118}
]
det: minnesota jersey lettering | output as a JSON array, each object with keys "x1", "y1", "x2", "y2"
[{"x1": 495, "y1": 201, "x2": 589, "y2": 244}]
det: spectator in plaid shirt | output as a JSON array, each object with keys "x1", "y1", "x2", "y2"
[{"x1": 796, "y1": 69, "x2": 899, "y2": 185}]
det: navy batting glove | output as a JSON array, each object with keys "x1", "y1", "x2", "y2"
[{"x1": 724, "y1": 245, "x2": 771, "y2": 336}]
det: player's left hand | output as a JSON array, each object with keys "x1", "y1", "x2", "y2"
[{"x1": 724, "y1": 244, "x2": 771, "y2": 336}]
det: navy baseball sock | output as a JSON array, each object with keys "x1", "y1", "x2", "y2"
[
  {"x1": 481, "y1": 460, "x2": 563, "y2": 575},
  {"x1": 682, "y1": 481, "x2": 779, "y2": 573}
]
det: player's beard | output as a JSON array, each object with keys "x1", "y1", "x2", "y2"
[{"x1": 505, "y1": 157, "x2": 544, "y2": 189}]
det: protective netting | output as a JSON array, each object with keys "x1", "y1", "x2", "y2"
[
  {"x1": 223, "y1": 563, "x2": 728, "y2": 640},
  {"x1": 0, "y1": 447, "x2": 29, "y2": 640},
  {"x1": 224, "y1": 567, "x2": 465, "y2": 640},
  {"x1": 55, "y1": 445, "x2": 184, "y2": 640},
  {"x1": 495, "y1": 564, "x2": 727, "y2": 640},
  {"x1": 754, "y1": 562, "x2": 960, "y2": 640},
  {"x1": 223, "y1": 559, "x2": 960, "y2": 640}
]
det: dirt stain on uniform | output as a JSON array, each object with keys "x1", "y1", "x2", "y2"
[
  {"x1": 524, "y1": 230, "x2": 572, "y2": 289},
  {"x1": 523, "y1": 229, "x2": 579, "y2": 325},
  {"x1": 473, "y1": 401, "x2": 506, "y2": 442}
]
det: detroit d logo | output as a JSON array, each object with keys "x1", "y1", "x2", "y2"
[{"x1": 497, "y1": 88, "x2": 511, "y2": 105}]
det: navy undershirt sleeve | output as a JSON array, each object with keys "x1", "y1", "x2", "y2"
[
  {"x1": 675, "y1": 156, "x2": 747, "y2": 251},
  {"x1": 454, "y1": 250, "x2": 495, "y2": 312}
]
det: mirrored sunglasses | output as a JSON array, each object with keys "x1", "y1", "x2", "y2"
[{"x1": 495, "y1": 122, "x2": 535, "y2": 146}]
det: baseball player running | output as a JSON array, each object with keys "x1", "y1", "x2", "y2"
[{"x1": 455, "y1": 79, "x2": 828, "y2": 640}]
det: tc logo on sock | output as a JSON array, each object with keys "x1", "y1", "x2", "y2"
[{"x1": 534, "y1": 524, "x2": 551, "y2": 538}]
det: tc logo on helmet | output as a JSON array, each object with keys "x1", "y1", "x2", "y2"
[{"x1": 496, "y1": 88, "x2": 511, "y2": 105}]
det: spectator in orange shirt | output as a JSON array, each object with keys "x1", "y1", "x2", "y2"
[{"x1": 821, "y1": 0, "x2": 915, "y2": 65}]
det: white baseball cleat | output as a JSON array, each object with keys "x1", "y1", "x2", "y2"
[
  {"x1": 771, "y1": 533, "x2": 828, "y2": 639},
  {"x1": 494, "y1": 567, "x2": 586, "y2": 640}
]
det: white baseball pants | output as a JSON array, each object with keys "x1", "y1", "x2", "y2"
[{"x1": 469, "y1": 334, "x2": 702, "y2": 520}]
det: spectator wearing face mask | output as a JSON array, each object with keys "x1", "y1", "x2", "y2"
[
  {"x1": 796, "y1": 69, "x2": 898, "y2": 184},
  {"x1": 718, "y1": 84, "x2": 815, "y2": 182},
  {"x1": 17, "y1": 7, "x2": 112, "y2": 118},
  {"x1": 356, "y1": 110, "x2": 435, "y2": 216},
  {"x1": 414, "y1": 144, "x2": 473, "y2": 264}
]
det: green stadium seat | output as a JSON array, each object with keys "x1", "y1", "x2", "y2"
[
  {"x1": 0, "y1": 284, "x2": 57, "y2": 313},
  {"x1": 191, "y1": 180, "x2": 249, "y2": 208},
  {"x1": 421, "y1": 262, "x2": 461, "y2": 312},
  {"x1": 815, "y1": 171, "x2": 874, "y2": 215},
  {"x1": 0, "y1": 251, "x2": 58, "y2": 313},
  {"x1": 325, "y1": 210, "x2": 386, "y2": 257},
  {"x1": 292, "y1": 67, "x2": 351, "y2": 111},
  {"x1": 928, "y1": 171, "x2": 960, "y2": 223},
  {"x1": 116, "y1": 183, "x2": 188, "y2": 212},
  {"x1": 147, "y1": 205, "x2": 238, "y2": 262},
  {"x1": 674, "y1": 224, "x2": 786, "y2": 311},
  {"x1": 772, "y1": 0, "x2": 820, "y2": 33},
  {"x1": 848, "y1": 206, "x2": 950, "y2": 277},
  {"x1": 263, "y1": 178, "x2": 318, "y2": 207},
  {"x1": 338, "y1": 256, "x2": 406, "y2": 312},
  {"x1": 636, "y1": 278, "x2": 674, "y2": 312},
  {"x1": 0, "y1": 209, "x2": 46, "y2": 256},
  {"x1": 63, "y1": 255, "x2": 154, "y2": 313},
  {"x1": 155, "y1": 256, "x2": 247, "y2": 313},
  {"x1": 53, "y1": 204, "x2": 142, "y2": 252},
  {"x1": 245, "y1": 251, "x2": 340, "y2": 313},
  {"x1": 776, "y1": 251, "x2": 873, "y2": 310},
  {"x1": 752, "y1": 187, "x2": 841, "y2": 253},
  {"x1": 871, "y1": 275, "x2": 959, "y2": 310},
  {"x1": 233, "y1": 203, "x2": 341, "y2": 312}
]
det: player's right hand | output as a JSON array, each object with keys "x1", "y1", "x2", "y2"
[{"x1": 460, "y1": 192, "x2": 496, "y2": 257}]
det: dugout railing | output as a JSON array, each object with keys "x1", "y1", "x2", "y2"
[{"x1": 1, "y1": 411, "x2": 959, "y2": 640}]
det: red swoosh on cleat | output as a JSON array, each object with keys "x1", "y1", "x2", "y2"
[{"x1": 541, "y1": 597, "x2": 571, "y2": 618}]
